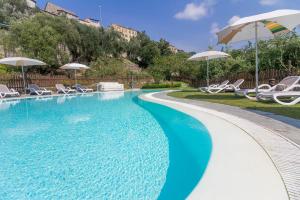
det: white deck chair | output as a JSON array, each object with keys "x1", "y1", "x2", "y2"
[
  {"x1": 206, "y1": 80, "x2": 231, "y2": 94},
  {"x1": 0, "y1": 84, "x2": 20, "y2": 98},
  {"x1": 272, "y1": 91, "x2": 300, "y2": 106},
  {"x1": 56, "y1": 84, "x2": 76, "y2": 94},
  {"x1": 256, "y1": 91, "x2": 300, "y2": 106},
  {"x1": 257, "y1": 76, "x2": 300, "y2": 105},
  {"x1": 235, "y1": 83, "x2": 272, "y2": 99},
  {"x1": 225, "y1": 79, "x2": 245, "y2": 92},
  {"x1": 74, "y1": 84, "x2": 93, "y2": 93},
  {"x1": 235, "y1": 76, "x2": 300, "y2": 100},
  {"x1": 200, "y1": 80, "x2": 229, "y2": 92},
  {"x1": 28, "y1": 84, "x2": 52, "y2": 96}
]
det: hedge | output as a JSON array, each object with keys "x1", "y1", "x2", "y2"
[{"x1": 142, "y1": 82, "x2": 182, "y2": 89}]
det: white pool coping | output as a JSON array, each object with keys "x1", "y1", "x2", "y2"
[
  {"x1": 140, "y1": 92, "x2": 289, "y2": 200},
  {"x1": 0, "y1": 90, "x2": 137, "y2": 102}
]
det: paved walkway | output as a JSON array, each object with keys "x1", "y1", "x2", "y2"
[{"x1": 151, "y1": 91, "x2": 300, "y2": 200}]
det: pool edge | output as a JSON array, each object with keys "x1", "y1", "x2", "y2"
[{"x1": 139, "y1": 91, "x2": 289, "y2": 200}]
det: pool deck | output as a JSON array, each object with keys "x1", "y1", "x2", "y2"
[{"x1": 140, "y1": 91, "x2": 300, "y2": 200}]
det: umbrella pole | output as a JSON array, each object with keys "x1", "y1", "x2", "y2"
[
  {"x1": 75, "y1": 69, "x2": 77, "y2": 85},
  {"x1": 207, "y1": 60, "x2": 209, "y2": 87},
  {"x1": 255, "y1": 21, "x2": 259, "y2": 96},
  {"x1": 21, "y1": 66, "x2": 26, "y2": 93}
]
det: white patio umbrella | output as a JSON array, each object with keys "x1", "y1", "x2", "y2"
[
  {"x1": 0, "y1": 57, "x2": 46, "y2": 92},
  {"x1": 217, "y1": 9, "x2": 300, "y2": 94},
  {"x1": 60, "y1": 63, "x2": 90, "y2": 85},
  {"x1": 188, "y1": 51, "x2": 230, "y2": 87}
]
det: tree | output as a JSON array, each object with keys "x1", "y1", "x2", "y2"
[
  {"x1": 0, "y1": 0, "x2": 35, "y2": 23},
  {"x1": 157, "y1": 39, "x2": 172, "y2": 56},
  {"x1": 9, "y1": 14, "x2": 70, "y2": 71},
  {"x1": 87, "y1": 57, "x2": 129, "y2": 77},
  {"x1": 126, "y1": 32, "x2": 160, "y2": 68},
  {"x1": 149, "y1": 52, "x2": 199, "y2": 82},
  {"x1": 138, "y1": 42, "x2": 160, "y2": 67},
  {"x1": 72, "y1": 22, "x2": 102, "y2": 62},
  {"x1": 100, "y1": 29, "x2": 126, "y2": 58}
]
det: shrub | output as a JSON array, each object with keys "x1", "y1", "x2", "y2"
[{"x1": 142, "y1": 82, "x2": 181, "y2": 89}]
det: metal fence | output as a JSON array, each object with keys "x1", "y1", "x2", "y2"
[
  {"x1": 0, "y1": 73, "x2": 153, "y2": 92},
  {"x1": 1, "y1": 69, "x2": 299, "y2": 91}
]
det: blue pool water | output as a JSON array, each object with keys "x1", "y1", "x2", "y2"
[{"x1": 0, "y1": 91, "x2": 212, "y2": 200}]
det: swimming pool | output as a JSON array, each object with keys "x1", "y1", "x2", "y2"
[{"x1": 0, "y1": 91, "x2": 212, "y2": 200}]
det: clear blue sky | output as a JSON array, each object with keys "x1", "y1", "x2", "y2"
[{"x1": 37, "y1": 0, "x2": 300, "y2": 52}]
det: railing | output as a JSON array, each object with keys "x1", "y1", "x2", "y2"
[
  {"x1": 0, "y1": 73, "x2": 153, "y2": 92},
  {"x1": 187, "y1": 69, "x2": 300, "y2": 88},
  {"x1": 2, "y1": 69, "x2": 298, "y2": 92}
]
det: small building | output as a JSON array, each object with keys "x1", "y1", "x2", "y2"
[
  {"x1": 44, "y1": 2, "x2": 79, "y2": 20},
  {"x1": 26, "y1": 0, "x2": 36, "y2": 8},
  {"x1": 168, "y1": 45, "x2": 179, "y2": 54},
  {"x1": 79, "y1": 18, "x2": 101, "y2": 28},
  {"x1": 111, "y1": 24, "x2": 138, "y2": 42}
]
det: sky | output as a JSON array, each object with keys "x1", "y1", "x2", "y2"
[{"x1": 36, "y1": 0, "x2": 300, "y2": 52}]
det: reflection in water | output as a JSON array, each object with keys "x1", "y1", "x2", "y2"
[
  {"x1": 57, "y1": 96, "x2": 66, "y2": 104},
  {"x1": 57, "y1": 95, "x2": 77, "y2": 104},
  {"x1": 80, "y1": 93, "x2": 94, "y2": 98},
  {"x1": 0, "y1": 99, "x2": 20, "y2": 111},
  {"x1": 35, "y1": 96, "x2": 54, "y2": 102},
  {"x1": 98, "y1": 91, "x2": 125, "y2": 101}
]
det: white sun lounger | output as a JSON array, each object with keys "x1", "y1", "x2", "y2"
[
  {"x1": 225, "y1": 79, "x2": 245, "y2": 92},
  {"x1": 257, "y1": 91, "x2": 300, "y2": 106},
  {"x1": 273, "y1": 91, "x2": 300, "y2": 106},
  {"x1": 74, "y1": 84, "x2": 93, "y2": 93},
  {"x1": 207, "y1": 79, "x2": 244, "y2": 94},
  {"x1": 236, "y1": 76, "x2": 300, "y2": 100},
  {"x1": 28, "y1": 84, "x2": 52, "y2": 96},
  {"x1": 200, "y1": 80, "x2": 229, "y2": 92},
  {"x1": 256, "y1": 76, "x2": 300, "y2": 105},
  {"x1": 206, "y1": 80, "x2": 242, "y2": 94},
  {"x1": 0, "y1": 84, "x2": 20, "y2": 98},
  {"x1": 56, "y1": 84, "x2": 76, "y2": 94}
]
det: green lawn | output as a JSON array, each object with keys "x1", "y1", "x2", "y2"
[{"x1": 168, "y1": 90, "x2": 300, "y2": 120}]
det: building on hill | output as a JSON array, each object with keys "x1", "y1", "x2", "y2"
[
  {"x1": 26, "y1": 0, "x2": 36, "y2": 8},
  {"x1": 44, "y1": 2, "x2": 79, "y2": 20},
  {"x1": 168, "y1": 44, "x2": 179, "y2": 54},
  {"x1": 79, "y1": 18, "x2": 101, "y2": 28},
  {"x1": 44, "y1": 2, "x2": 101, "y2": 28},
  {"x1": 110, "y1": 24, "x2": 138, "y2": 42}
]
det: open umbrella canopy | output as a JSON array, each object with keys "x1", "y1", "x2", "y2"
[
  {"x1": 0, "y1": 57, "x2": 46, "y2": 67},
  {"x1": 60, "y1": 63, "x2": 90, "y2": 70},
  {"x1": 188, "y1": 51, "x2": 230, "y2": 87},
  {"x1": 60, "y1": 63, "x2": 90, "y2": 85},
  {"x1": 188, "y1": 51, "x2": 230, "y2": 61},
  {"x1": 217, "y1": 9, "x2": 300, "y2": 96},
  {"x1": 0, "y1": 57, "x2": 47, "y2": 92},
  {"x1": 217, "y1": 9, "x2": 300, "y2": 44}
]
